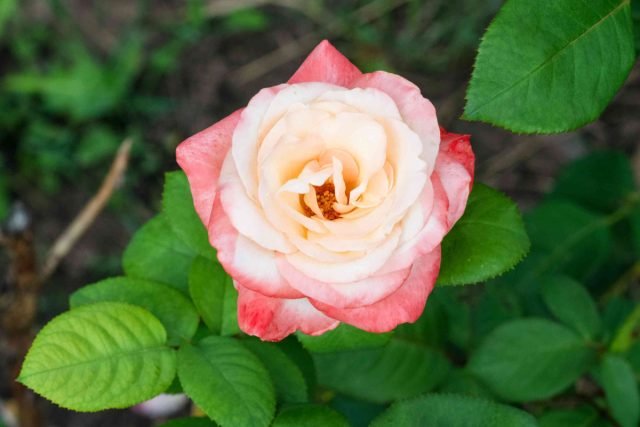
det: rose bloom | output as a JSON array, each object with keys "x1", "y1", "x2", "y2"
[{"x1": 177, "y1": 41, "x2": 474, "y2": 341}]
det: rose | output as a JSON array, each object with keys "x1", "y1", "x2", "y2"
[{"x1": 177, "y1": 41, "x2": 474, "y2": 341}]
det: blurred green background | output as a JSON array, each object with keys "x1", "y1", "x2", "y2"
[{"x1": 1, "y1": 0, "x2": 639, "y2": 425}]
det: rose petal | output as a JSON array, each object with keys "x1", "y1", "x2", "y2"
[
  {"x1": 353, "y1": 71, "x2": 440, "y2": 175},
  {"x1": 284, "y1": 226, "x2": 402, "y2": 283},
  {"x1": 278, "y1": 257, "x2": 411, "y2": 308},
  {"x1": 436, "y1": 129, "x2": 475, "y2": 225},
  {"x1": 375, "y1": 173, "x2": 448, "y2": 276},
  {"x1": 208, "y1": 196, "x2": 302, "y2": 298},
  {"x1": 237, "y1": 283, "x2": 339, "y2": 341},
  {"x1": 176, "y1": 109, "x2": 242, "y2": 225},
  {"x1": 311, "y1": 248, "x2": 441, "y2": 332},
  {"x1": 288, "y1": 40, "x2": 362, "y2": 87},
  {"x1": 218, "y1": 155, "x2": 295, "y2": 253}
]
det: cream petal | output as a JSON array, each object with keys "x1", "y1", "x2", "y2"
[
  {"x1": 218, "y1": 154, "x2": 295, "y2": 253},
  {"x1": 284, "y1": 226, "x2": 402, "y2": 283}
]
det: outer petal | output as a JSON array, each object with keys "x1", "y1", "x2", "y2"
[
  {"x1": 277, "y1": 257, "x2": 412, "y2": 309},
  {"x1": 352, "y1": 71, "x2": 440, "y2": 175},
  {"x1": 288, "y1": 40, "x2": 362, "y2": 87},
  {"x1": 435, "y1": 129, "x2": 475, "y2": 225},
  {"x1": 311, "y1": 248, "x2": 441, "y2": 333},
  {"x1": 208, "y1": 196, "x2": 302, "y2": 298},
  {"x1": 375, "y1": 174, "x2": 449, "y2": 276},
  {"x1": 176, "y1": 109, "x2": 242, "y2": 225},
  {"x1": 237, "y1": 283, "x2": 339, "y2": 341}
]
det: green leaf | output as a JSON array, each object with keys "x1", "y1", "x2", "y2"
[
  {"x1": 277, "y1": 337, "x2": 317, "y2": 392},
  {"x1": 627, "y1": 341, "x2": 640, "y2": 375},
  {"x1": 123, "y1": 214, "x2": 197, "y2": 293},
  {"x1": 438, "y1": 183, "x2": 530, "y2": 285},
  {"x1": 438, "y1": 369, "x2": 495, "y2": 399},
  {"x1": 241, "y1": 338, "x2": 308, "y2": 403},
  {"x1": 539, "y1": 406, "x2": 604, "y2": 427},
  {"x1": 70, "y1": 277, "x2": 199, "y2": 345},
  {"x1": 467, "y1": 318, "x2": 596, "y2": 402},
  {"x1": 158, "y1": 417, "x2": 217, "y2": 427},
  {"x1": 600, "y1": 354, "x2": 640, "y2": 427},
  {"x1": 464, "y1": 0, "x2": 635, "y2": 133},
  {"x1": 272, "y1": 405, "x2": 349, "y2": 427},
  {"x1": 610, "y1": 304, "x2": 640, "y2": 352},
  {"x1": 177, "y1": 336, "x2": 275, "y2": 427},
  {"x1": 371, "y1": 394, "x2": 537, "y2": 427},
  {"x1": 19, "y1": 302, "x2": 176, "y2": 411},
  {"x1": 188, "y1": 256, "x2": 239, "y2": 336},
  {"x1": 541, "y1": 276, "x2": 602, "y2": 339},
  {"x1": 297, "y1": 324, "x2": 392, "y2": 353},
  {"x1": 163, "y1": 171, "x2": 215, "y2": 257},
  {"x1": 550, "y1": 151, "x2": 635, "y2": 213},
  {"x1": 314, "y1": 338, "x2": 450, "y2": 403},
  {"x1": 525, "y1": 201, "x2": 613, "y2": 282}
]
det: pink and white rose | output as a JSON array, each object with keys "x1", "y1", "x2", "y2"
[{"x1": 177, "y1": 41, "x2": 474, "y2": 341}]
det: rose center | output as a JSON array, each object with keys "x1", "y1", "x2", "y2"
[{"x1": 301, "y1": 182, "x2": 341, "y2": 220}]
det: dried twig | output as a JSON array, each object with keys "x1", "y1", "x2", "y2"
[{"x1": 40, "y1": 138, "x2": 133, "y2": 283}]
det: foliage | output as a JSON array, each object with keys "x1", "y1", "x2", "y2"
[
  {"x1": 464, "y1": 0, "x2": 636, "y2": 133},
  {"x1": 8, "y1": 0, "x2": 640, "y2": 426},
  {"x1": 19, "y1": 145, "x2": 640, "y2": 425}
]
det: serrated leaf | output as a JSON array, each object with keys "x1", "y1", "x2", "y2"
[
  {"x1": 438, "y1": 183, "x2": 530, "y2": 286},
  {"x1": 541, "y1": 276, "x2": 602, "y2": 340},
  {"x1": 241, "y1": 338, "x2": 308, "y2": 403},
  {"x1": 600, "y1": 354, "x2": 640, "y2": 427},
  {"x1": 19, "y1": 302, "x2": 176, "y2": 411},
  {"x1": 177, "y1": 336, "x2": 275, "y2": 427},
  {"x1": 297, "y1": 324, "x2": 392, "y2": 353},
  {"x1": 70, "y1": 276, "x2": 199, "y2": 345},
  {"x1": 539, "y1": 406, "x2": 606, "y2": 427},
  {"x1": 163, "y1": 171, "x2": 215, "y2": 257},
  {"x1": 610, "y1": 304, "x2": 640, "y2": 352},
  {"x1": 371, "y1": 394, "x2": 537, "y2": 427},
  {"x1": 123, "y1": 215, "x2": 196, "y2": 293},
  {"x1": 277, "y1": 337, "x2": 317, "y2": 392},
  {"x1": 468, "y1": 318, "x2": 596, "y2": 402},
  {"x1": 188, "y1": 256, "x2": 239, "y2": 336},
  {"x1": 438, "y1": 369, "x2": 494, "y2": 399},
  {"x1": 508, "y1": 200, "x2": 612, "y2": 298},
  {"x1": 464, "y1": 0, "x2": 635, "y2": 133},
  {"x1": 158, "y1": 417, "x2": 217, "y2": 427},
  {"x1": 314, "y1": 338, "x2": 450, "y2": 403},
  {"x1": 550, "y1": 151, "x2": 635, "y2": 213},
  {"x1": 272, "y1": 404, "x2": 349, "y2": 427}
]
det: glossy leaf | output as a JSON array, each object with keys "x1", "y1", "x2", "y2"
[
  {"x1": 538, "y1": 406, "x2": 605, "y2": 427},
  {"x1": 600, "y1": 354, "x2": 640, "y2": 427},
  {"x1": 70, "y1": 277, "x2": 199, "y2": 345},
  {"x1": 188, "y1": 256, "x2": 239, "y2": 336},
  {"x1": 163, "y1": 171, "x2": 215, "y2": 257},
  {"x1": 550, "y1": 151, "x2": 635, "y2": 213},
  {"x1": 242, "y1": 338, "x2": 308, "y2": 403},
  {"x1": 541, "y1": 276, "x2": 602, "y2": 339},
  {"x1": 468, "y1": 318, "x2": 596, "y2": 402},
  {"x1": 19, "y1": 302, "x2": 176, "y2": 411},
  {"x1": 464, "y1": 0, "x2": 635, "y2": 133},
  {"x1": 371, "y1": 394, "x2": 537, "y2": 427},
  {"x1": 438, "y1": 183, "x2": 530, "y2": 285},
  {"x1": 297, "y1": 324, "x2": 392, "y2": 353},
  {"x1": 123, "y1": 214, "x2": 196, "y2": 293},
  {"x1": 158, "y1": 418, "x2": 217, "y2": 427},
  {"x1": 177, "y1": 336, "x2": 275, "y2": 427},
  {"x1": 272, "y1": 405, "x2": 349, "y2": 427},
  {"x1": 314, "y1": 339, "x2": 450, "y2": 403}
]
